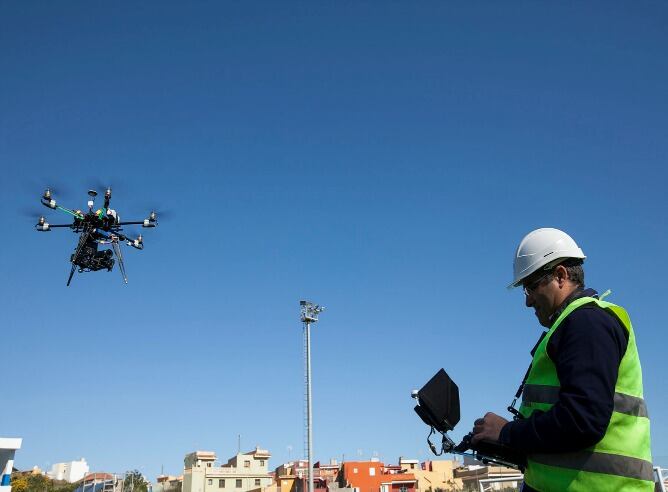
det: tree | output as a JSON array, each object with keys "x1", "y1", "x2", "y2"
[
  {"x1": 10, "y1": 472, "x2": 78, "y2": 492},
  {"x1": 10, "y1": 476, "x2": 28, "y2": 492},
  {"x1": 123, "y1": 470, "x2": 148, "y2": 492}
]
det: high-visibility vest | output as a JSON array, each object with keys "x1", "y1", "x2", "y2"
[{"x1": 519, "y1": 296, "x2": 653, "y2": 491}]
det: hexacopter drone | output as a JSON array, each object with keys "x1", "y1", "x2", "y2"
[{"x1": 35, "y1": 187, "x2": 158, "y2": 286}]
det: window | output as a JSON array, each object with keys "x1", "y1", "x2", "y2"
[
  {"x1": 259, "y1": 460, "x2": 265, "y2": 467},
  {"x1": 369, "y1": 468, "x2": 375, "y2": 477},
  {"x1": 208, "y1": 480, "x2": 213, "y2": 486},
  {"x1": 244, "y1": 461, "x2": 251, "y2": 468},
  {"x1": 219, "y1": 480, "x2": 225, "y2": 488},
  {"x1": 353, "y1": 468, "x2": 358, "y2": 474},
  {"x1": 399, "y1": 486, "x2": 408, "y2": 492},
  {"x1": 236, "y1": 480, "x2": 242, "y2": 488},
  {"x1": 254, "y1": 480, "x2": 261, "y2": 486},
  {"x1": 207, "y1": 463, "x2": 212, "y2": 468}
]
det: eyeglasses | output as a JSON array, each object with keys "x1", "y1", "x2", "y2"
[{"x1": 523, "y1": 270, "x2": 553, "y2": 296}]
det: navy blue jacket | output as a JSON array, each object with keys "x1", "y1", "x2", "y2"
[{"x1": 499, "y1": 289, "x2": 629, "y2": 491}]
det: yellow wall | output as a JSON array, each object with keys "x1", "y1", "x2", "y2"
[{"x1": 412, "y1": 461, "x2": 463, "y2": 492}]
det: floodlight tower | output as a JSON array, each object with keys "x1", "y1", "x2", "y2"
[{"x1": 300, "y1": 300, "x2": 325, "y2": 492}]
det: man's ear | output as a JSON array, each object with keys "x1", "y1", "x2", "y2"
[{"x1": 554, "y1": 264, "x2": 569, "y2": 287}]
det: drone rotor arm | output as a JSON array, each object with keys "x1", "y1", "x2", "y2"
[
  {"x1": 35, "y1": 223, "x2": 74, "y2": 232},
  {"x1": 41, "y1": 202, "x2": 85, "y2": 220},
  {"x1": 113, "y1": 231, "x2": 144, "y2": 250},
  {"x1": 116, "y1": 220, "x2": 146, "y2": 226}
]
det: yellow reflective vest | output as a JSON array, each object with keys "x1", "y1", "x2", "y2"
[{"x1": 519, "y1": 297, "x2": 653, "y2": 491}]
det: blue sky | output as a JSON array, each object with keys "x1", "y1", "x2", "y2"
[{"x1": 1, "y1": 0, "x2": 667, "y2": 480}]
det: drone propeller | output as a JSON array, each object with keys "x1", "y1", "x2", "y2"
[
  {"x1": 88, "y1": 178, "x2": 124, "y2": 196},
  {"x1": 144, "y1": 208, "x2": 174, "y2": 220},
  {"x1": 20, "y1": 206, "x2": 45, "y2": 218},
  {"x1": 40, "y1": 182, "x2": 72, "y2": 199}
]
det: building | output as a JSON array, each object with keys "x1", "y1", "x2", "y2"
[
  {"x1": 48, "y1": 459, "x2": 90, "y2": 483},
  {"x1": 73, "y1": 473, "x2": 118, "y2": 492},
  {"x1": 337, "y1": 461, "x2": 416, "y2": 492},
  {"x1": 273, "y1": 460, "x2": 343, "y2": 492},
  {"x1": 183, "y1": 447, "x2": 273, "y2": 492},
  {"x1": 154, "y1": 475, "x2": 183, "y2": 492},
  {"x1": 314, "y1": 461, "x2": 340, "y2": 490},
  {"x1": 400, "y1": 459, "x2": 462, "y2": 492},
  {"x1": 273, "y1": 460, "x2": 308, "y2": 492},
  {"x1": 0, "y1": 438, "x2": 22, "y2": 492},
  {"x1": 453, "y1": 465, "x2": 521, "y2": 491}
]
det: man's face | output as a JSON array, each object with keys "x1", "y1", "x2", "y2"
[{"x1": 523, "y1": 269, "x2": 560, "y2": 327}]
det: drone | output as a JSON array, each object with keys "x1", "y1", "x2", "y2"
[{"x1": 35, "y1": 187, "x2": 158, "y2": 286}]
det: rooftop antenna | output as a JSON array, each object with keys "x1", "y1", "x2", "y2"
[{"x1": 300, "y1": 300, "x2": 325, "y2": 492}]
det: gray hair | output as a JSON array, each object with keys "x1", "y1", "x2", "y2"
[{"x1": 561, "y1": 258, "x2": 585, "y2": 288}]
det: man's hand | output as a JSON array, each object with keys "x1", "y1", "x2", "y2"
[{"x1": 471, "y1": 412, "x2": 509, "y2": 444}]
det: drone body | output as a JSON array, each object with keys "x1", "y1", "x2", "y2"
[{"x1": 36, "y1": 187, "x2": 158, "y2": 286}]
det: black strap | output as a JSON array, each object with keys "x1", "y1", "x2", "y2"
[{"x1": 508, "y1": 331, "x2": 547, "y2": 419}]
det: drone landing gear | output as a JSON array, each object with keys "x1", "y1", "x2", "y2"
[{"x1": 111, "y1": 239, "x2": 127, "y2": 284}]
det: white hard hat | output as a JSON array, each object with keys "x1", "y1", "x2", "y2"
[{"x1": 508, "y1": 228, "x2": 586, "y2": 289}]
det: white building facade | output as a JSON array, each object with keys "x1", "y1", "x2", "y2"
[
  {"x1": 183, "y1": 448, "x2": 272, "y2": 492},
  {"x1": 48, "y1": 459, "x2": 89, "y2": 483},
  {"x1": 0, "y1": 438, "x2": 22, "y2": 492}
]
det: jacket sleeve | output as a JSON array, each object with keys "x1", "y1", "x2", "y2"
[{"x1": 499, "y1": 306, "x2": 628, "y2": 453}]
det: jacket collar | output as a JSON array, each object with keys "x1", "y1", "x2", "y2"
[{"x1": 548, "y1": 287, "x2": 598, "y2": 325}]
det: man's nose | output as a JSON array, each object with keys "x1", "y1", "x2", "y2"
[{"x1": 525, "y1": 292, "x2": 535, "y2": 308}]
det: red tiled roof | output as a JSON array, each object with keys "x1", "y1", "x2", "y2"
[{"x1": 83, "y1": 473, "x2": 114, "y2": 482}]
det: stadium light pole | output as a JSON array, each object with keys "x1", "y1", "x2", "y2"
[{"x1": 300, "y1": 300, "x2": 324, "y2": 492}]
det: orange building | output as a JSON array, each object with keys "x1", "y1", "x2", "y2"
[{"x1": 338, "y1": 461, "x2": 416, "y2": 492}]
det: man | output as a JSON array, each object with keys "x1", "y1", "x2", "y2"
[{"x1": 471, "y1": 228, "x2": 652, "y2": 491}]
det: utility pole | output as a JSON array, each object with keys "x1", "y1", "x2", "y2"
[{"x1": 300, "y1": 300, "x2": 324, "y2": 492}]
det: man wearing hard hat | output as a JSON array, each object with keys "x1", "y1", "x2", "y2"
[{"x1": 471, "y1": 228, "x2": 652, "y2": 491}]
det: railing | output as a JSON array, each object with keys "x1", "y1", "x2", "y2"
[
  {"x1": 477, "y1": 475, "x2": 523, "y2": 492},
  {"x1": 654, "y1": 467, "x2": 667, "y2": 492},
  {"x1": 203, "y1": 467, "x2": 272, "y2": 477}
]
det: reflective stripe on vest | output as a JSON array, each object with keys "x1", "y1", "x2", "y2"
[
  {"x1": 523, "y1": 384, "x2": 649, "y2": 418},
  {"x1": 531, "y1": 450, "x2": 654, "y2": 482},
  {"x1": 518, "y1": 296, "x2": 653, "y2": 492}
]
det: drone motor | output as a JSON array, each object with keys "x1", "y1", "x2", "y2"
[{"x1": 37, "y1": 216, "x2": 50, "y2": 232}]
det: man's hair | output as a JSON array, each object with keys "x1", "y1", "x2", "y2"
[{"x1": 560, "y1": 258, "x2": 585, "y2": 288}]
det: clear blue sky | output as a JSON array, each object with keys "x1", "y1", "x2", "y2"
[{"x1": 2, "y1": 0, "x2": 667, "y2": 480}]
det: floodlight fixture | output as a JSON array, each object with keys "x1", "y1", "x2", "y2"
[{"x1": 300, "y1": 300, "x2": 325, "y2": 323}]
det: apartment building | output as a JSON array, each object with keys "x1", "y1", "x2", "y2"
[
  {"x1": 453, "y1": 464, "x2": 521, "y2": 491},
  {"x1": 401, "y1": 460, "x2": 462, "y2": 492},
  {"x1": 154, "y1": 475, "x2": 183, "y2": 492},
  {"x1": 48, "y1": 459, "x2": 90, "y2": 483},
  {"x1": 273, "y1": 460, "x2": 345, "y2": 492},
  {"x1": 337, "y1": 461, "x2": 416, "y2": 492},
  {"x1": 183, "y1": 447, "x2": 273, "y2": 492}
]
